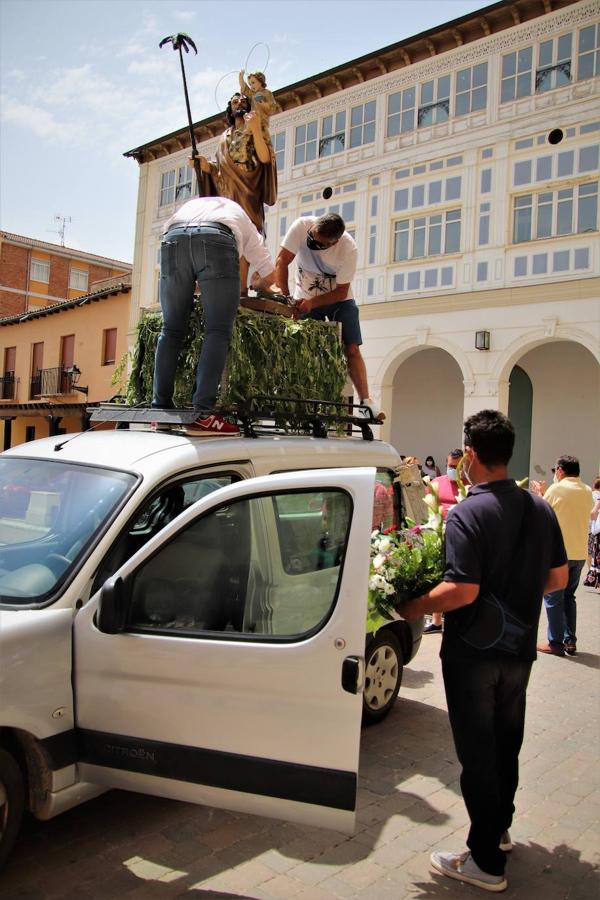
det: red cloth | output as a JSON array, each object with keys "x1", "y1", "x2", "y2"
[{"x1": 433, "y1": 474, "x2": 459, "y2": 518}]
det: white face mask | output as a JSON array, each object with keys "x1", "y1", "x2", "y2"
[
  {"x1": 446, "y1": 467, "x2": 457, "y2": 480},
  {"x1": 462, "y1": 457, "x2": 473, "y2": 484}
]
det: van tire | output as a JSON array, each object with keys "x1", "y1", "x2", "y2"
[
  {"x1": 0, "y1": 748, "x2": 24, "y2": 868},
  {"x1": 362, "y1": 629, "x2": 403, "y2": 725}
]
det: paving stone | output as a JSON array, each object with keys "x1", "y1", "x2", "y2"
[{"x1": 5, "y1": 582, "x2": 598, "y2": 898}]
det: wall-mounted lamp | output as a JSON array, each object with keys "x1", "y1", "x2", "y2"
[
  {"x1": 475, "y1": 330, "x2": 490, "y2": 351},
  {"x1": 65, "y1": 364, "x2": 89, "y2": 395}
]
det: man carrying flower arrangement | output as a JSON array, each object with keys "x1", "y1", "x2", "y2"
[{"x1": 397, "y1": 410, "x2": 567, "y2": 893}]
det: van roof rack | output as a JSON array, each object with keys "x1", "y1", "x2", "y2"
[{"x1": 88, "y1": 397, "x2": 382, "y2": 441}]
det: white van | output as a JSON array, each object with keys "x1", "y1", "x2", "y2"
[{"x1": 0, "y1": 428, "x2": 423, "y2": 865}]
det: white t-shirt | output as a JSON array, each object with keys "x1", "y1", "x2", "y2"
[
  {"x1": 164, "y1": 196, "x2": 274, "y2": 278},
  {"x1": 281, "y1": 217, "x2": 357, "y2": 301}
]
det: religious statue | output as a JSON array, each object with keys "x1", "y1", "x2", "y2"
[{"x1": 196, "y1": 93, "x2": 277, "y2": 236}]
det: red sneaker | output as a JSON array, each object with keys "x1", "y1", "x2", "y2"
[{"x1": 186, "y1": 414, "x2": 240, "y2": 437}]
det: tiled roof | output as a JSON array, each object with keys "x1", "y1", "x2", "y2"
[
  {"x1": 0, "y1": 280, "x2": 131, "y2": 327},
  {"x1": 0, "y1": 231, "x2": 132, "y2": 269}
]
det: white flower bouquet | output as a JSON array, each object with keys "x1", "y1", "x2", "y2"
[{"x1": 367, "y1": 479, "x2": 445, "y2": 633}]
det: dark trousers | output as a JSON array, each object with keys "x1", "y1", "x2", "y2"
[{"x1": 442, "y1": 656, "x2": 532, "y2": 876}]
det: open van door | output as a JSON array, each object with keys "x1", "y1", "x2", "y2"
[{"x1": 74, "y1": 467, "x2": 375, "y2": 833}]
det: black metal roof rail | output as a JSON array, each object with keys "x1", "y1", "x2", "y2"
[{"x1": 88, "y1": 397, "x2": 381, "y2": 441}]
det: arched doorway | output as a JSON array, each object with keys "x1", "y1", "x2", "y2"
[
  {"x1": 511, "y1": 341, "x2": 600, "y2": 484},
  {"x1": 508, "y1": 365, "x2": 532, "y2": 481},
  {"x1": 389, "y1": 347, "x2": 464, "y2": 466}
]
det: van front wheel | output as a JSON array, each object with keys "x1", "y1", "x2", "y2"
[
  {"x1": 0, "y1": 748, "x2": 24, "y2": 868},
  {"x1": 362, "y1": 630, "x2": 403, "y2": 725}
]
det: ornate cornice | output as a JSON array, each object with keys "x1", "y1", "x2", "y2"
[{"x1": 125, "y1": 0, "x2": 590, "y2": 163}]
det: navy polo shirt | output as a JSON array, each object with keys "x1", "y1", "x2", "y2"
[{"x1": 441, "y1": 480, "x2": 566, "y2": 662}]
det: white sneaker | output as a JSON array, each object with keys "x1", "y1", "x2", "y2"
[
  {"x1": 430, "y1": 850, "x2": 507, "y2": 892},
  {"x1": 358, "y1": 398, "x2": 385, "y2": 421}
]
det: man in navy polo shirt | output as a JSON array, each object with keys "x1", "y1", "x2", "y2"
[{"x1": 398, "y1": 409, "x2": 567, "y2": 893}]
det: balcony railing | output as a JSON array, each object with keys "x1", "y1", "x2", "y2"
[
  {"x1": 30, "y1": 366, "x2": 76, "y2": 399},
  {"x1": 0, "y1": 373, "x2": 16, "y2": 400}
]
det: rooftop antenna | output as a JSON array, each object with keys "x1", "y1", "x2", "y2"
[{"x1": 47, "y1": 214, "x2": 72, "y2": 246}]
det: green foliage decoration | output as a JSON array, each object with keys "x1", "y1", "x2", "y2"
[{"x1": 127, "y1": 305, "x2": 348, "y2": 427}]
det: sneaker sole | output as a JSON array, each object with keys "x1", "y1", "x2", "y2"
[{"x1": 430, "y1": 857, "x2": 507, "y2": 892}]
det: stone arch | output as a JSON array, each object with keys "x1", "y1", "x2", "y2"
[
  {"x1": 381, "y1": 343, "x2": 467, "y2": 464},
  {"x1": 376, "y1": 335, "x2": 474, "y2": 391},
  {"x1": 494, "y1": 326, "x2": 599, "y2": 386},
  {"x1": 502, "y1": 333, "x2": 599, "y2": 483}
]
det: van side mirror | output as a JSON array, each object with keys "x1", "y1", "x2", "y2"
[{"x1": 97, "y1": 575, "x2": 130, "y2": 634}]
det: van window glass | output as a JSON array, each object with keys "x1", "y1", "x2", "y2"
[
  {"x1": 128, "y1": 489, "x2": 352, "y2": 639},
  {"x1": 0, "y1": 458, "x2": 135, "y2": 604}
]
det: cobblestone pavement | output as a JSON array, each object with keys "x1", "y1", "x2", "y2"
[{"x1": 3, "y1": 585, "x2": 599, "y2": 899}]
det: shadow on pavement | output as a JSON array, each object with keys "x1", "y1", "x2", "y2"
[
  {"x1": 413, "y1": 841, "x2": 600, "y2": 898},
  {"x1": 402, "y1": 667, "x2": 435, "y2": 688},
  {"x1": 565, "y1": 651, "x2": 599, "y2": 670}
]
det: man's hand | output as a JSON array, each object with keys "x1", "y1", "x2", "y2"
[
  {"x1": 395, "y1": 599, "x2": 422, "y2": 621},
  {"x1": 244, "y1": 111, "x2": 259, "y2": 132},
  {"x1": 530, "y1": 480, "x2": 547, "y2": 497},
  {"x1": 296, "y1": 297, "x2": 314, "y2": 314},
  {"x1": 189, "y1": 155, "x2": 212, "y2": 173}
]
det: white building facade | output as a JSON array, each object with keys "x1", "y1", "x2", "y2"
[{"x1": 126, "y1": 0, "x2": 599, "y2": 482}]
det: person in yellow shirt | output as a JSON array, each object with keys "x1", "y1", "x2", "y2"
[{"x1": 532, "y1": 456, "x2": 593, "y2": 656}]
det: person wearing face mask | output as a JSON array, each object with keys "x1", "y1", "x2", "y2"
[
  {"x1": 397, "y1": 410, "x2": 567, "y2": 893},
  {"x1": 423, "y1": 449, "x2": 464, "y2": 634},
  {"x1": 275, "y1": 213, "x2": 384, "y2": 421},
  {"x1": 422, "y1": 456, "x2": 441, "y2": 478}
]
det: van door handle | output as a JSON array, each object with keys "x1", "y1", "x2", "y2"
[{"x1": 341, "y1": 656, "x2": 364, "y2": 694}]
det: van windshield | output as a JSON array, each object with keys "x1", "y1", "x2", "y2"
[{"x1": 0, "y1": 457, "x2": 136, "y2": 604}]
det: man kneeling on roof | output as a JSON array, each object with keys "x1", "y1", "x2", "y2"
[{"x1": 152, "y1": 196, "x2": 278, "y2": 437}]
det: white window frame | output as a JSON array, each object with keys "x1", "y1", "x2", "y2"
[
  {"x1": 500, "y1": 46, "x2": 534, "y2": 103},
  {"x1": 69, "y1": 267, "x2": 88, "y2": 292},
  {"x1": 294, "y1": 120, "x2": 318, "y2": 165},
  {"x1": 387, "y1": 87, "x2": 416, "y2": 136},
  {"x1": 418, "y1": 75, "x2": 450, "y2": 127},
  {"x1": 578, "y1": 24, "x2": 600, "y2": 80},
  {"x1": 536, "y1": 32, "x2": 572, "y2": 93},
  {"x1": 512, "y1": 181, "x2": 598, "y2": 243},
  {"x1": 349, "y1": 100, "x2": 376, "y2": 148},
  {"x1": 274, "y1": 131, "x2": 286, "y2": 171},
  {"x1": 159, "y1": 169, "x2": 176, "y2": 207},
  {"x1": 393, "y1": 208, "x2": 461, "y2": 262},
  {"x1": 30, "y1": 258, "x2": 50, "y2": 283},
  {"x1": 455, "y1": 62, "x2": 488, "y2": 117},
  {"x1": 319, "y1": 112, "x2": 346, "y2": 157},
  {"x1": 175, "y1": 165, "x2": 193, "y2": 203}
]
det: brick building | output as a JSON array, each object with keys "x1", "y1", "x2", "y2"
[
  {"x1": 0, "y1": 232, "x2": 131, "y2": 318},
  {"x1": 0, "y1": 276, "x2": 131, "y2": 449}
]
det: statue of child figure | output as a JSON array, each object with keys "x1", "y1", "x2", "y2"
[{"x1": 238, "y1": 70, "x2": 278, "y2": 141}]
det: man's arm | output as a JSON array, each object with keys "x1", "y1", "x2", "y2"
[
  {"x1": 275, "y1": 246, "x2": 295, "y2": 294},
  {"x1": 245, "y1": 112, "x2": 271, "y2": 163},
  {"x1": 396, "y1": 580, "x2": 479, "y2": 621},
  {"x1": 544, "y1": 563, "x2": 568, "y2": 594}
]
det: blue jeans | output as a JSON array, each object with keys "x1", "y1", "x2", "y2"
[
  {"x1": 152, "y1": 224, "x2": 240, "y2": 413},
  {"x1": 544, "y1": 559, "x2": 584, "y2": 646},
  {"x1": 442, "y1": 657, "x2": 532, "y2": 877}
]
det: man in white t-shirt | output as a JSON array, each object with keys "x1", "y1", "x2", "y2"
[{"x1": 276, "y1": 213, "x2": 384, "y2": 420}]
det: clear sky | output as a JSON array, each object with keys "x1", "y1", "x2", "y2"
[{"x1": 0, "y1": 0, "x2": 489, "y2": 263}]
